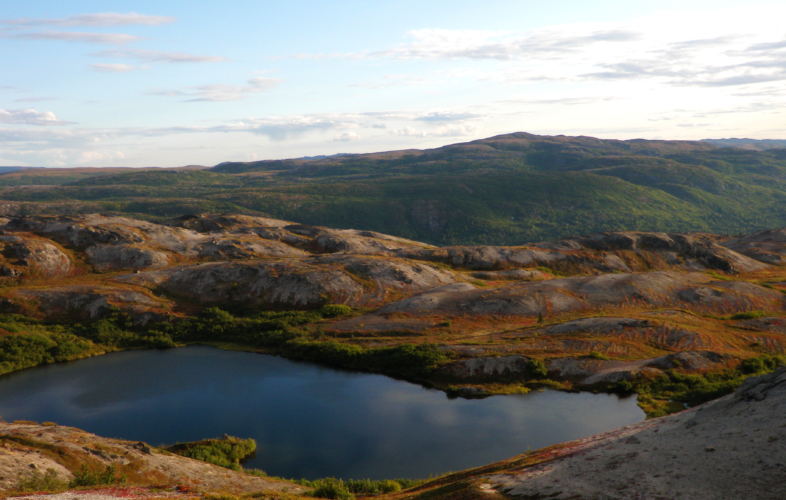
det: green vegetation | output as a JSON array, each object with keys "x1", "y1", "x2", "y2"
[
  {"x1": 15, "y1": 468, "x2": 69, "y2": 492},
  {"x1": 165, "y1": 437, "x2": 256, "y2": 472},
  {"x1": 4, "y1": 133, "x2": 786, "y2": 245},
  {"x1": 0, "y1": 306, "x2": 449, "y2": 384},
  {"x1": 295, "y1": 477, "x2": 423, "y2": 500},
  {"x1": 69, "y1": 464, "x2": 127, "y2": 487},
  {"x1": 631, "y1": 354, "x2": 785, "y2": 417}
]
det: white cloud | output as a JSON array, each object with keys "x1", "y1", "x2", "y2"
[
  {"x1": 8, "y1": 30, "x2": 143, "y2": 45},
  {"x1": 1, "y1": 12, "x2": 175, "y2": 27},
  {"x1": 332, "y1": 132, "x2": 361, "y2": 142},
  {"x1": 0, "y1": 109, "x2": 72, "y2": 126},
  {"x1": 415, "y1": 111, "x2": 483, "y2": 122},
  {"x1": 14, "y1": 97, "x2": 58, "y2": 103},
  {"x1": 393, "y1": 122, "x2": 480, "y2": 139},
  {"x1": 371, "y1": 27, "x2": 639, "y2": 61},
  {"x1": 91, "y1": 63, "x2": 145, "y2": 72},
  {"x1": 148, "y1": 77, "x2": 282, "y2": 102},
  {"x1": 92, "y1": 49, "x2": 228, "y2": 63},
  {"x1": 393, "y1": 127, "x2": 426, "y2": 138}
]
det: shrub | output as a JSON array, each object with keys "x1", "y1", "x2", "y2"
[
  {"x1": 319, "y1": 304, "x2": 352, "y2": 318},
  {"x1": 69, "y1": 464, "x2": 126, "y2": 488},
  {"x1": 730, "y1": 310, "x2": 768, "y2": 320},
  {"x1": 15, "y1": 468, "x2": 68, "y2": 492},
  {"x1": 589, "y1": 351, "x2": 609, "y2": 360},
  {"x1": 310, "y1": 477, "x2": 354, "y2": 500},
  {"x1": 527, "y1": 358, "x2": 548, "y2": 378},
  {"x1": 166, "y1": 437, "x2": 256, "y2": 471}
]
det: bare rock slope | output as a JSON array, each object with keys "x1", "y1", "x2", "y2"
[{"x1": 481, "y1": 367, "x2": 786, "y2": 499}]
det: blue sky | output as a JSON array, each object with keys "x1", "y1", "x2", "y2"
[{"x1": 2, "y1": 0, "x2": 786, "y2": 167}]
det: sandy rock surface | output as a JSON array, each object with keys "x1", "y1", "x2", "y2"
[
  {"x1": 0, "y1": 423, "x2": 304, "y2": 495},
  {"x1": 485, "y1": 367, "x2": 786, "y2": 499}
]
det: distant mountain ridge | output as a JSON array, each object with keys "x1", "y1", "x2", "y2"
[
  {"x1": 702, "y1": 138, "x2": 786, "y2": 150},
  {"x1": 2, "y1": 132, "x2": 786, "y2": 245}
]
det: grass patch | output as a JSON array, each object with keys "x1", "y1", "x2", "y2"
[
  {"x1": 15, "y1": 468, "x2": 69, "y2": 492},
  {"x1": 729, "y1": 310, "x2": 769, "y2": 320},
  {"x1": 630, "y1": 354, "x2": 785, "y2": 417},
  {"x1": 165, "y1": 437, "x2": 256, "y2": 472}
]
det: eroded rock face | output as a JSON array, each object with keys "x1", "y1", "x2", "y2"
[
  {"x1": 7, "y1": 285, "x2": 170, "y2": 323},
  {"x1": 117, "y1": 254, "x2": 457, "y2": 308},
  {"x1": 377, "y1": 271, "x2": 784, "y2": 317},
  {"x1": 164, "y1": 213, "x2": 293, "y2": 232},
  {"x1": 86, "y1": 244, "x2": 171, "y2": 271},
  {"x1": 2, "y1": 214, "x2": 309, "y2": 271},
  {"x1": 535, "y1": 317, "x2": 709, "y2": 350},
  {"x1": 0, "y1": 235, "x2": 71, "y2": 278},
  {"x1": 722, "y1": 227, "x2": 786, "y2": 265},
  {"x1": 469, "y1": 269, "x2": 551, "y2": 281},
  {"x1": 546, "y1": 350, "x2": 734, "y2": 385},
  {"x1": 436, "y1": 355, "x2": 533, "y2": 379},
  {"x1": 397, "y1": 230, "x2": 769, "y2": 274}
]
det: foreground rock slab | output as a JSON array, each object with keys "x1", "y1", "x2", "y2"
[
  {"x1": 0, "y1": 423, "x2": 304, "y2": 495},
  {"x1": 484, "y1": 367, "x2": 786, "y2": 499}
]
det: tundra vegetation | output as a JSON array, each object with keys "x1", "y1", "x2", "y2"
[{"x1": 1, "y1": 133, "x2": 786, "y2": 498}]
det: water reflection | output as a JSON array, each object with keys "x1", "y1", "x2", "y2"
[{"x1": 0, "y1": 346, "x2": 644, "y2": 479}]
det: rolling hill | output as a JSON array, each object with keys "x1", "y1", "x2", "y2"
[{"x1": 2, "y1": 132, "x2": 786, "y2": 245}]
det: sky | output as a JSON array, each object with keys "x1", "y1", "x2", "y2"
[{"x1": 1, "y1": 1, "x2": 786, "y2": 168}]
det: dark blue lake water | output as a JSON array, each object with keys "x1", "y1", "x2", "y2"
[{"x1": 0, "y1": 346, "x2": 644, "y2": 479}]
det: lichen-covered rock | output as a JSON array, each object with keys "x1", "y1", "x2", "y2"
[
  {"x1": 377, "y1": 271, "x2": 784, "y2": 317},
  {"x1": 0, "y1": 235, "x2": 71, "y2": 277},
  {"x1": 398, "y1": 231, "x2": 768, "y2": 274},
  {"x1": 2, "y1": 214, "x2": 308, "y2": 270},
  {"x1": 469, "y1": 269, "x2": 551, "y2": 281},
  {"x1": 721, "y1": 227, "x2": 786, "y2": 265},
  {"x1": 117, "y1": 254, "x2": 457, "y2": 308},
  {"x1": 7, "y1": 285, "x2": 170, "y2": 322},
  {"x1": 86, "y1": 244, "x2": 171, "y2": 271},
  {"x1": 164, "y1": 213, "x2": 293, "y2": 232},
  {"x1": 285, "y1": 224, "x2": 433, "y2": 254}
]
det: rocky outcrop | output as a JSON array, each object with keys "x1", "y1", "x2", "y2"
[
  {"x1": 436, "y1": 355, "x2": 533, "y2": 379},
  {"x1": 164, "y1": 213, "x2": 293, "y2": 232},
  {"x1": 376, "y1": 271, "x2": 784, "y2": 317},
  {"x1": 0, "y1": 235, "x2": 71, "y2": 277},
  {"x1": 0, "y1": 422, "x2": 303, "y2": 494},
  {"x1": 468, "y1": 268, "x2": 551, "y2": 281},
  {"x1": 398, "y1": 230, "x2": 769, "y2": 274},
  {"x1": 6, "y1": 285, "x2": 171, "y2": 323},
  {"x1": 2, "y1": 214, "x2": 308, "y2": 271},
  {"x1": 532, "y1": 317, "x2": 710, "y2": 350},
  {"x1": 484, "y1": 367, "x2": 786, "y2": 499},
  {"x1": 722, "y1": 227, "x2": 786, "y2": 265},
  {"x1": 117, "y1": 255, "x2": 457, "y2": 308},
  {"x1": 546, "y1": 350, "x2": 735, "y2": 385}
]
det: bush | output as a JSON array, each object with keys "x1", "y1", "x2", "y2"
[
  {"x1": 310, "y1": 477, "x2": 354, "y2": 500},
  {"x1": 730, "y1": 310, "x2": 768, "y2": 320},
  {"x1": 69, "y1": 464, "x2": 126, "y2": 488},
  {"x1": 166, "y1": 437, "x2": 256, "y2": 471},
  {"x1": 15, "y1": 468, "x2": 68, "y2": 492},
  {"x1": 527, "y1": 358, "x2": 548, "y2": 378},
  {"x1": 319, "y1": 304, "x2": 352, "y2": 318}
]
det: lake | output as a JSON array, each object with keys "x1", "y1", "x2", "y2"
[{"x1": 0, "y1": 346, "x2": 645, "y2": 479}]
